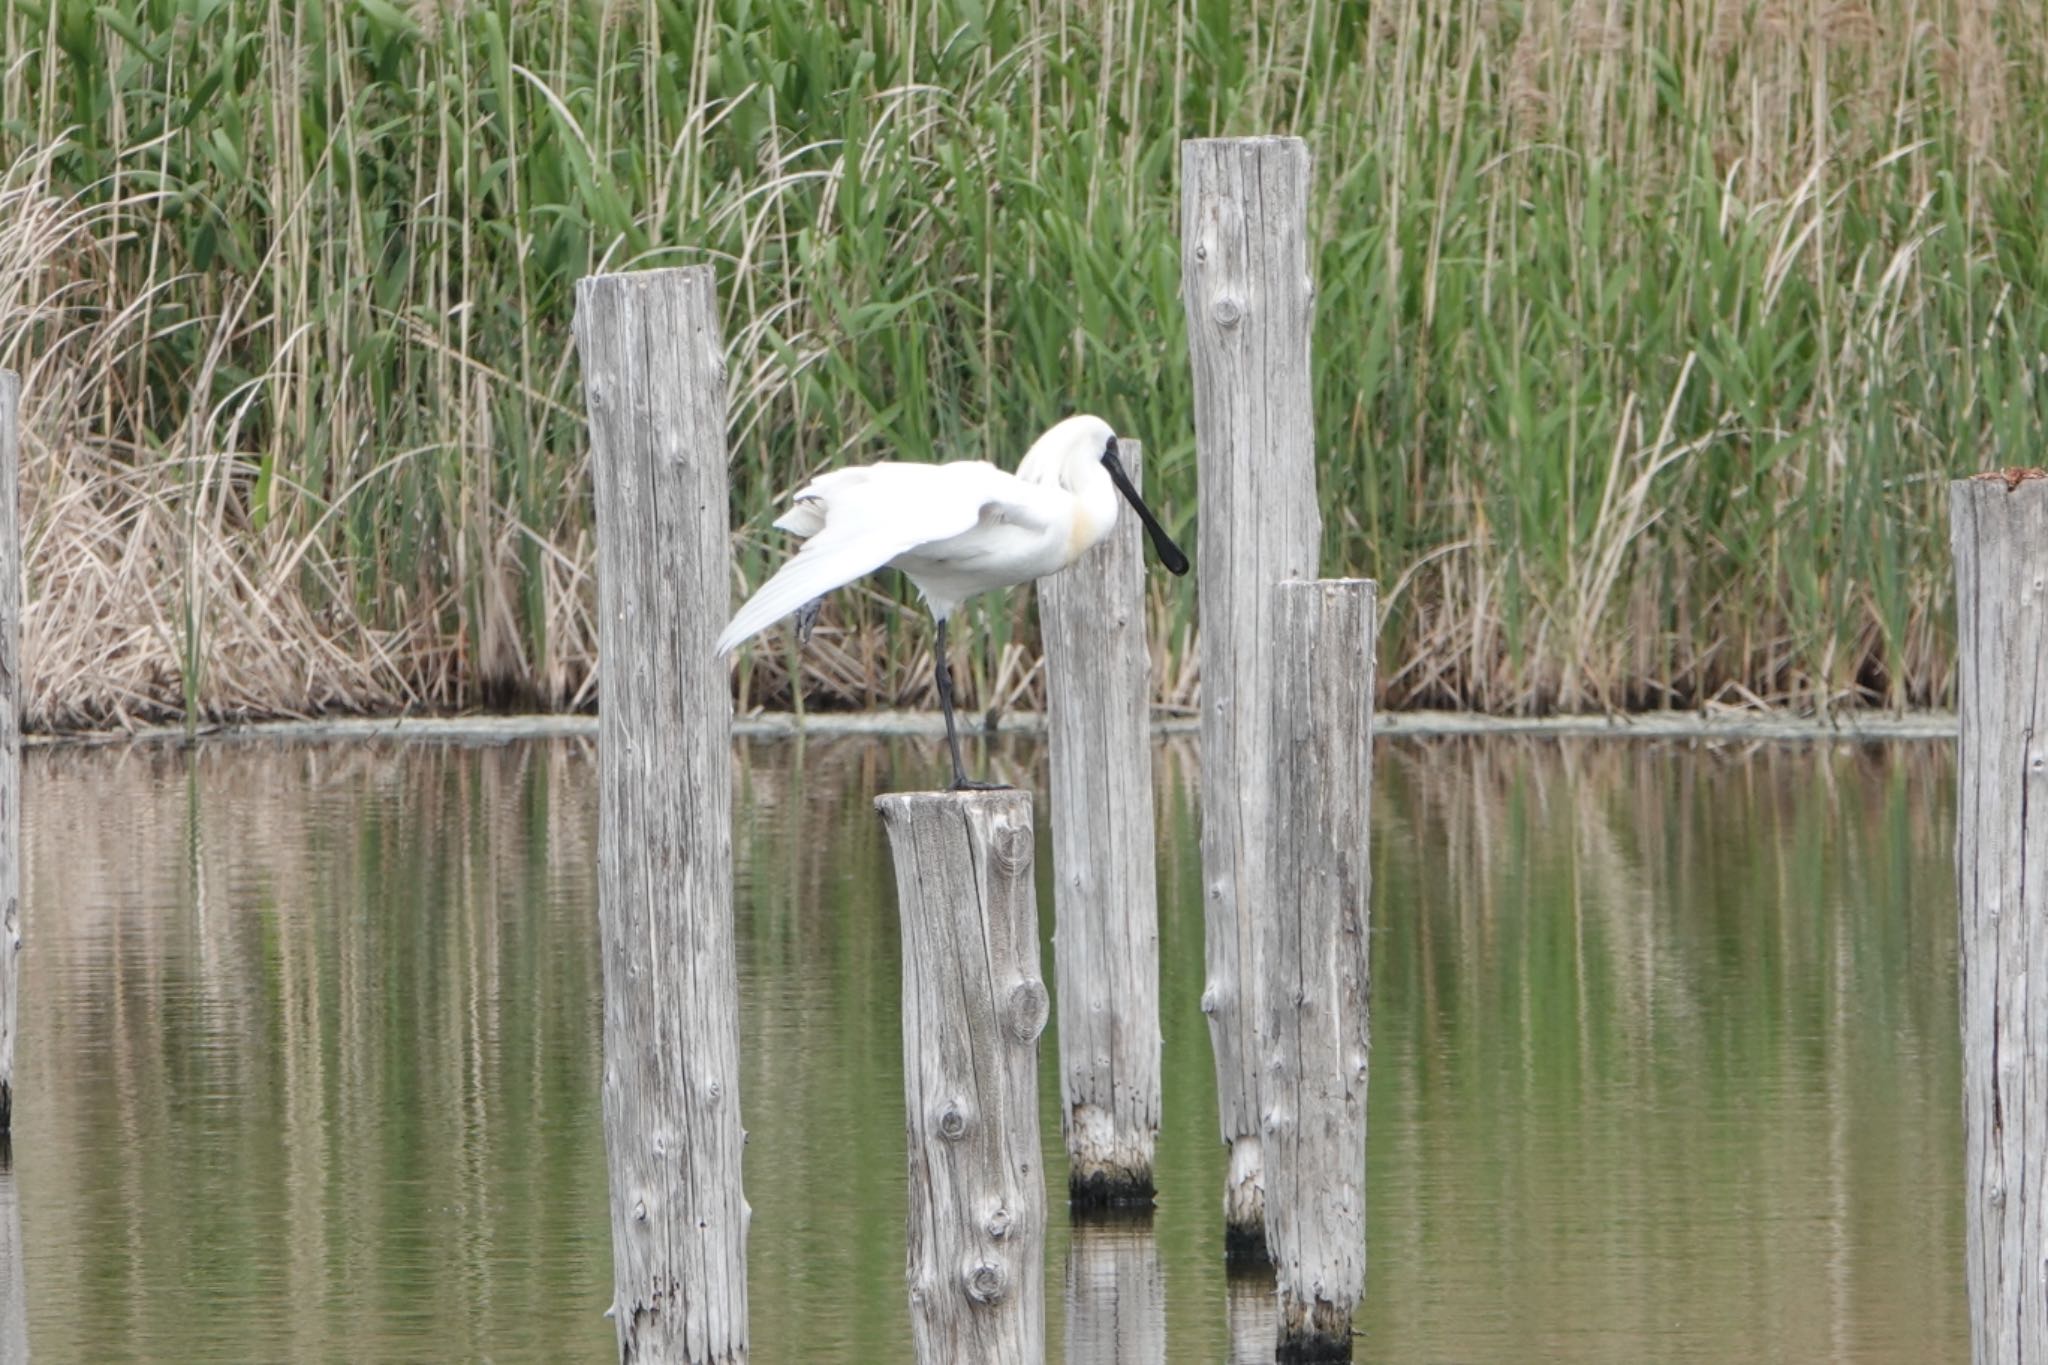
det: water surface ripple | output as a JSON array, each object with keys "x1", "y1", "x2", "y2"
[{"x1": 7, "y1": 735, "x2": 1962, "y2": 1361}]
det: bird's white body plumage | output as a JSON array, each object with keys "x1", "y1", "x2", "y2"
[{"x1": 716, "y1": 415, "x2": 1124, "y2": 655}]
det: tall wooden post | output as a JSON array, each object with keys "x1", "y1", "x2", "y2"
[
  {"x1": 1952, "y1": 471, "x2": 2048, "y2": 1364},
  {"x1": 1062, "y1": 1211, "x2": 1165, "y2": 1365},
  {"x1": 1264, "y1": 580, "x2": 1375, "y2": 1361},
  {"x1": 0, "y1": 366, "x2": 18, "y2": 1365},
  {"x1": 574, "y1": 269, "x2": 748, "y2": 1364},
  {"x1": 1182, "y1": 135, "x2": 1323, "y2": 1255},
  {"x1": 876, "y1": 791, "x2": 1048, "y2": 1365},
  {"x1": 1039, "y1": 439, "x2": 1161, "y2": 1206},
  {"x1": 0, "y1": 371, "x2": 19, "y2": 1141}
]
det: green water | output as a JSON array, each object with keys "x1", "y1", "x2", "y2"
[{"x1": 5, "y1": 735, "x2": 1964, "y2": 1361}]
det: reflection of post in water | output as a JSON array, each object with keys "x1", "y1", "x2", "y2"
[
  {"x1": 1226, "y1": 1262, "x2": 1281, "y2": 1365},
  {"x1": 1062, "y1": 1209, "x2": 1165, "y2": 1365},
  {"x1": 878, "y1": 790, "x2": 1048, "y2": 1364},
  {"x1": 1, "y1": 1137, "x2": 26, "y2": 1363}
]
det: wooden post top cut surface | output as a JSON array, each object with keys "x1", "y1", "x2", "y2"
[{"x1": 876, "y1": 787, "x2": 1034, "y2": 812}]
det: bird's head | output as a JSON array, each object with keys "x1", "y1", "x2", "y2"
[{"x1": 1019, "y1": 415, "x2": 1189, "y2": 575}]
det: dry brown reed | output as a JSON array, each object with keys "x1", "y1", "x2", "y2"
[{"x1": 2, "y1": 0, "x2": 2043, "y2": 726}]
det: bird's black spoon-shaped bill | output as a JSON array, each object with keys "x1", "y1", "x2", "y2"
[{"x1": 1102, "y1": 451, "x2": 1191, "y2": 575}]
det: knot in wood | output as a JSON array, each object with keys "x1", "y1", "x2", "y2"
[
  {"x1": 1211, "y1": 295, "x2": 1245, "y2": 327},
  {"x1": 1005, "y1": 979, "x2": 1050, "y2": 1043},
  {"x1": 1200, "y1": 984, "x2": 1223, "y2": 1016},
  {"x1": 991, "y1": 821, "x2": 1032, "y2": 874},
  {"x1": 984, "y1": 1205, "x2": 1012, "y2": 1239},
  {"x1": 962, "y1": 1258, "x2": 1009, "y2": 1305},
  {"x1": 935, "y1": 1100, "x2": 972, "y2": 1141}
]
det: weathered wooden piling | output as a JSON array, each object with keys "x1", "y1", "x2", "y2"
[
  {"x1": 1181, "y1": 135, "x2": 1323, "y2": 1255},
  {"x1": 1039, "y1": 439, "x2": 1161, "y2": 1207},
  {"x1": 1951, "y1": 471, "x2": 2048, "y2": 1365},
  {"x1": 574, "y1": 269, "x2": 748, "y2": 1364},
  {"x1": 876, "y1": 790, "x2": 1047, "y2": 1365},
  {"x1": 1062, "y1": 1210, "x2": 1165, "y2": 1365},
  {"x1": 0, "y1": 371, "x2": 19, "y2": 1141},
  {"x1": 1263, "y1": 579, "x2": 1375, "y2": 1361}
]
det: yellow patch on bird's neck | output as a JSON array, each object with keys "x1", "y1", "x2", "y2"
[{"x1": 1064, "y1": 500, "x2": 1100, "y2": 565}]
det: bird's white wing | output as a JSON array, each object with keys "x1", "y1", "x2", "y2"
[{"x1": 716, "y1": 462, "x2": 1021, "y2": 655}]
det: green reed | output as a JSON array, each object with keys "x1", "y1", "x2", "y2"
[{"x1": 1, "y1": 0, "x2": 2041, "y2": 726}]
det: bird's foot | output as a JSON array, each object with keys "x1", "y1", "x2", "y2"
[
  {"x1": 794, "y1": 597, "x2": 826, "y2": 647},
  {"x1": 948, "y1": 776, "x2": 1012, "y2": 793}
]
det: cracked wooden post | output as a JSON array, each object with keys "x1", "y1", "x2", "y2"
[
  {"x1": 1182, "y1": 135, "x2": 1322, "y2": 1258},
  {"x1": 575, "y1": 268, "x2": 748, "y2": 1364},
  {"x1": 0, "y1": 371, "x2": 19, "y2": 1142},
  {"x1": 876, "y1": 790, "x2": 1047, "y2": 1365},
  {"x1": 1040, "y1": 439, "x2": 1160, "y2": 1208},
  {"x1": 1264, "y1": 580, "x2": 1375, "y2": 1361},
  {"x1": 1952, "y1": 470, "x2": 2048, "y2": 1365},
  {"x1": 1062, "y1": 1210, "x2": 1165, "y2": 1364}
]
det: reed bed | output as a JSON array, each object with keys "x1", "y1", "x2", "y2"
[{"x1": 1, "y1": 0, "x2": 2042, "y2": 728}]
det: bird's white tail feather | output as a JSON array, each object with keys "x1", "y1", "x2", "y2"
[
  {"x1": 773, "y1": 467, "x2": 874, "y2": 537},
  {"x1": 773, "y1": 500, "x2": 827, "y2": 537},
  {"x1": 715, "y1": 538, "x2": 903, "y2": 655}
]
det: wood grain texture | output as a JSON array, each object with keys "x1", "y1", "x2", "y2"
[
  {"x1": 1039, "y1": 440, "x2": 1160, "y2": 1205},
  {"x1": 1952, "y1": 475, "x2": 2048, "y2": 1365},
  {"x1": 876, "y1": 790, "x2": 1048, "y2": 1365},
  {"x1": 1062, "y1": 1212, "x2": 1165, "y2": 1365},
  {"x1": 1182, "y1": 135, "x2": 1323, "y2": 1246},
  {"x1": 0, "y1": 372, "x2": 18, "y2": 1140},
  {"x1": 0, "y1": 370, "x2": 15, "y2": 1363},
  {"x1": 574, "y1": 270, "x2": 749, "y2": 1364},
  {"x1": 1264, "y1": 580, "x2": 1375, "y2": 1361}
]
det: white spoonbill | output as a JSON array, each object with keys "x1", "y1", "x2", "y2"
[{"x1": 717, "y1": 414, "x2": 1190, "y2": 789}]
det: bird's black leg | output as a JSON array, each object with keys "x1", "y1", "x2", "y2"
[{"x1": 934, "y1": 618, "x2": 1007, "y2": 792}]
